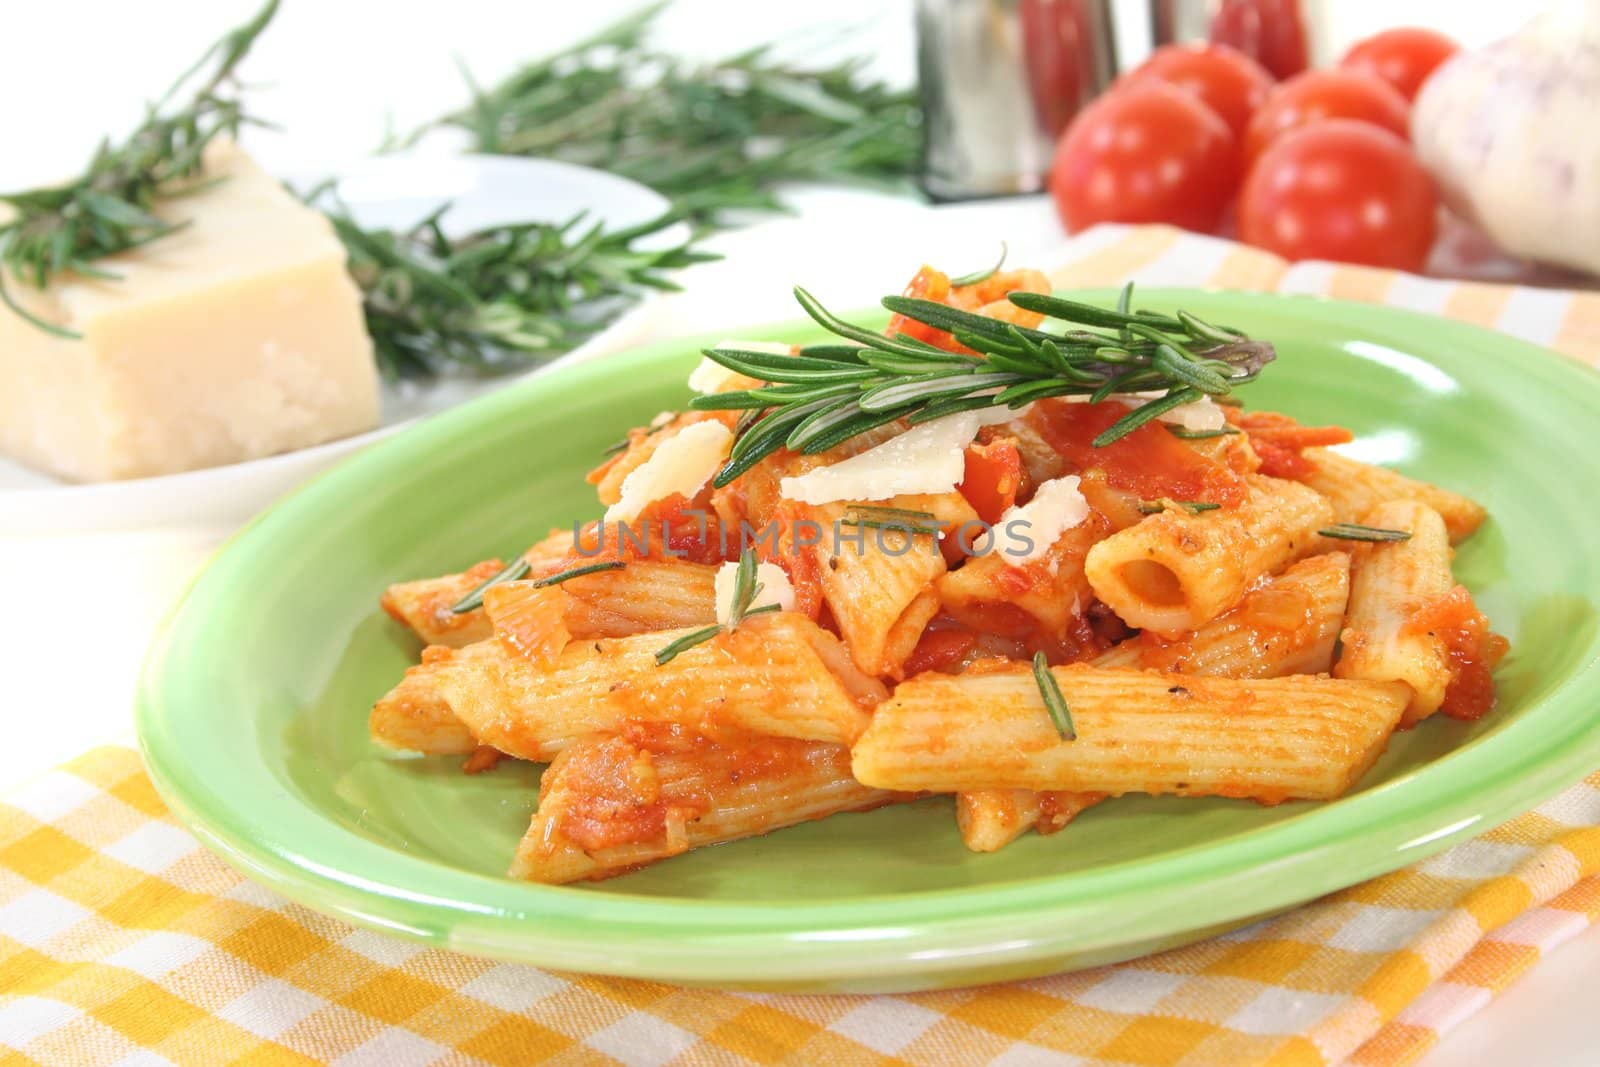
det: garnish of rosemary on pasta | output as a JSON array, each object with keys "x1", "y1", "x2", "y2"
[
  {"x1": 690, "y1": 282, "x2": 1276, "y2": 486},
  {"x1": 1032, "y1": 652, "x2": 1076, "y2": 740},
  {"x1": 654, "y1": 549, "x2": 778, "y2": 665},
  {"x1": 450, "y1": 559, "x2": 624, "y2": 614}
]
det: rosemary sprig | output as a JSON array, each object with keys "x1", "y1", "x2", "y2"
[
  {"x1": 1319, "y1": 523, "x2": 1413, "y2": 543},
  {"x1": 840, "y1": 505, "x2": 943, "y2": 537},
  {"x1": 319, "y1": 204, "x2": 717, "y2": 380},
  {"x1": 412, "y1": 3, "x2": 920, "y2": 224},
  {"x1": 450, "y1": 559, "x2": 532, "y2": 614},
  {"x1": 655, "y1": 548, "x2": 779, "y2": 664},
  {"x1": 1032, "y1": 652, "x2": 1076, "y2": 741},
  {"x1": 691, "y1": 284, "x2": 1275, "y2": 485},
  {"x1": 0, "y1": 1, "x2": 278, "y2": 337}
]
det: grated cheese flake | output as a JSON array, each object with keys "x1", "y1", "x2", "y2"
[
  {"x1": 604, "y1": 420, "x2": 732, "y2": 524},
  {"x1": 778, "y1": 406, "x2": 1014, "y2": 506},
  {"x1": 986, "y1": 475, "x2": 1090, "y2": 565},
  {"x1": 713, "y1": 560, "x2": 796, "y2": 625}
]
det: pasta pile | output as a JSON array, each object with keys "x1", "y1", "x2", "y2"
[{"x1": 371, "y1": 265, "x2": 1506, "y2": 883}]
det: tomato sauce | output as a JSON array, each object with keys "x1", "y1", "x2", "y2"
[
  {"x1": 903, "y1": 626, "x2": 982, "y2": 676},
  {"x1": 1028, "y1": 398, "x2": 1248, "y2": 507},
  {"x1": 1227, "y1": 409, "x2": 1353, "y2": 480},
  {"x1": 1404, "y1": 585, "x2": 1508, "y2": 721},
  {"x1": 883, "y1": 265, "x2": 1053, "y2": 353},
  {"x1": 959, "y1": 438, "x2": 1024, "y2": 525}
]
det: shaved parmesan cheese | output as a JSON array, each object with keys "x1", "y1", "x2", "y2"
[
  {"x1": 605, "y1": 421, "x2": 732, "y2": 524},
  {"x1": 688, "y1": 339, "x2": 794, "y2": 394},
  {"x1": 713, "y1": 561, "x2": 796, "y2": 625},
  {"x1": 779, "y1": 406, "x2": 1014, "y2": 506},
  {"x1": 987, "y1": 475, "x2": 1089, "y2": 565}
]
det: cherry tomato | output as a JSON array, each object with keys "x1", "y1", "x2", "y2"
[
  {"x1": 1050, "y1": 82, "x2": 1239, "y2": 234},
  {"x1": 1238, "y1": 120, "x2": 1437, "y2": 270},
  {"x1": 1209, "y1": 0, "x2": 1308, "y2": 80},
  {"x1": 1124, "y1": 43, "x2": 1274, "y2": 139},
  {"x1": 1244, "y1": 68, "x2": 1410, "y2": 165},
  {"x1": 1340, "y1": 27, "x2": 1460, "y2": 102}
]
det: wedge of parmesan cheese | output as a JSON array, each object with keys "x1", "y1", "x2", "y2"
[
  {"x1": 687, "y1": 339, "x2": 794, "y2": 394},
  {"x1": 985, "y1": 475, "x2": 1089, "y2": 565},
  {"x1": 0, "y1": 141, "x2": 378, "y2": 482},
  {"x1": 713, "y1": 560, "x2": 796, "y2": 624},
  {"x1": 605, "y1": 420, "x2": 732, "y2": 524},
  {"x1": 779, "y1": 407, "x2": 1013, "y2": 506}
]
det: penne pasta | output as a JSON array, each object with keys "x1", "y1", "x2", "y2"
[
  {"x1": 379, "y1": 528, "x2": 575, "y2": 647},
  {"x1": 369, "y1": 646, "x2": 480, "y2": 755},
  {"x1": 1300, "y1": 447, "x2": 1486, "y2": 544},
  {"x1": 797, "y1": 492, "x2": 980, "y2": 679},
  {"x1": 511, "y1": 728, "x2": 895, "y2": 883},
  {"x1": 938, "y1": 510, "x2": 1113, "y2": 644},
  {"x1": 1093, "y1": 551, "x2": 1350, "y2": 678},
  {"x1": 426, "y1": 613, "x2": 885, "y2": 762},
  {"x1": 1333, "y1": 501, "x2": 1460, "y2": 725},
  {"x1": 1084, "y1": 474, "x2": 1333, "y2": 637},
  {"x1": 955, "y1": 789, "x2": 1105, "y2": 853},
  {"x1": 852, "y1": 662, "x2": 1410, "y2": 802}
]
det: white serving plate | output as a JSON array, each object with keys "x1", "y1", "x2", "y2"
[{"x1": 0, "y1": 154, "x2": 677, "y2": 533}]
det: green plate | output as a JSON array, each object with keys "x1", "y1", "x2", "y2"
[{"x1": 137, "y1": 291, "x2": 1600, "y2": 992}]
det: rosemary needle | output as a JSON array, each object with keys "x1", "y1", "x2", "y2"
[
  {"x1": 1032, "y1": 652, "x2": 1076, "y2": 741},
  {"x1": 450, "y1": 558, "x2": 532, "y2": 614},
  {"x1": 531, "y1": 560, "x2": 626, "y2": 587},
  {"x1": 1319, "y1": 524, "x2": 1413, "y2": 543}
]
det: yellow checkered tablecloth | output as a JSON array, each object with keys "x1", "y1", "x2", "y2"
[
  {"x1": 5, "y1": 226, "x2": 1600, "y2": 1066},
  {"x1": 0, "y1": 749, "x2": 1594, "y2": 1066}
]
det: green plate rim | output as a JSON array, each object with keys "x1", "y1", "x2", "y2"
[{"x1": 136, "y1": 290, "x2": 1600, "y2": 985}]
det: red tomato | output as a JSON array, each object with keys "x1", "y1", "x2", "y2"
[
  {"x1": 1124, "y1": 43, "x2": 1274, "y2": 138},
  {"x1": 1244, "y1": 68, "x2": 1410, "y2": 165},
  {"x1": 1239, "y1": 120, "x2": 1437, "y2": 270},
  {"x1": 1209, "y1": 0, "x2": 1308, "y2": 80},
  {"x1": 1340, "y1": 27, "x2": 1460, "y2": 102},
  {"x1": 1050, "y1": 82, "x2": 1239, "y2": 234}
]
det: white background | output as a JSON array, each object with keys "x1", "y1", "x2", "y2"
[{"x1": 1, "y1": 3, "x2": 1593, "y2": 1066}]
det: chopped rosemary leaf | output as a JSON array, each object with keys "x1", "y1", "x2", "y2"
[
  {"x1": 449, "y1": 558, "x2": 531, "y2": 614},
  {"x1": 949, "y1": 242, "x2": 1008, "y2": 287},
  {"x1": 1032, "y1": 651, "x2": 1076, "y2": 741},
  {"x1": 530, "y1": 560, "x2": 625, "y2": 587},
  {"x1": 1137, "y1": 500, "x2": 1222, "y2": 515},
  {"x1": 1166, "y1": 425, "x2": 1240, "y2": 439},
  {"x1": 653, "y1": 624, "x2": 722, "y2": 666},
  {"x1": 840, "y1": 517, "x2": 944, "y2": 537},
  {"x1": 600, "y1": 436, "x2": 630, "y2": 457},
  {"x1": 847, "y1": 504, "x2": 940, "y2": 522},
  {"x1": 1319, "y1": 523, "x2": 1413, "y2": 543}
]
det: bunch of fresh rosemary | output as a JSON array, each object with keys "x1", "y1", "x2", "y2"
[
  {"x1": 324, "y1": 204, "x2": 716, "y2": 380},
  {"x1": 693, "y1": 284, "x2": 1277, "y2": 485},
  {"x1": 0, "y1": 0, "x2": 277, "y2": 337},
  {"x1": 420, "y1": 3, "x2": 920, "y2": 223}
]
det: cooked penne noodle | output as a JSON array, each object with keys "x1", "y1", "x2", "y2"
[
  {"x1": 1084, "y1": 474, "x2": 1334, "y2": 636},
  {"x1": 558, "y1": 560, "x2": 718, "y2": 636},
  {"x1": 369, "y1": 647, "x2": 480, "y2": 755},
  {"x1": 1093, "y1": 552, "x2": 1350, "y2": 677},
  {"x1": 955, "y1": 789, "x2": 1105, "y2": 853},
  {"x1": 380, "y1": 528, "x2": 575, "y2": 647},
  {"x1": 1333, "y1": 501, "x2": 1456, "y2": 725},
  {"x1": 852, "y1": 663, "x2": 1410, "y2": 801},
  {"x1": 511, "y1": 729, "x2": 895, "y2": 883},
  {"x1": 798, "y1": 492, "x2": 979, "y2": 679},
  {"x1": 1301, "y1": 447, "x2": 1486, "y2": 544},
  {"x1": 426, "y1": 613, "x2": 884, "y2": 761},
  {"x1": 938, "y1": 511, "x2": 1112, "y2": 642}
]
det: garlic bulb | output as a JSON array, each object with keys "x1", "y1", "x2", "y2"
[{"x1": 1412, "y1": 1, "x2": 1600, "y2": 275}]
